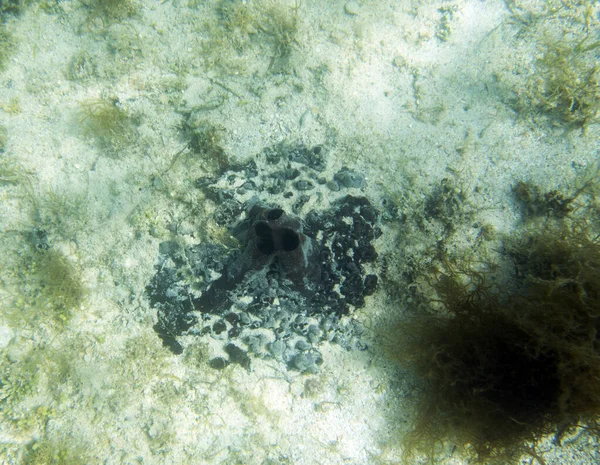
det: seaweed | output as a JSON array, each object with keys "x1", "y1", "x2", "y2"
[
  {"x1": 530, "y1": 38, "x2": 600, "y2": 128},
  {"x1": 387, "y1": 222, "x2": 600, "y2": 464},
  {"x1": 422, "y1": 177, "x2": 467, "y2": 233},
  {"x1": 512, "y1": 180, "x2": 577, "y2": 218},
  {"x1": 1, "y1": 238, "x2": 86, "y2": 329},
  {"x1": 0, "y1": 0, "x2": 34, "y2": 19},
  {"x1": 0, "y1": 24, "x2": 14, "y2": 72},
  {"x1": 180, "y1": 116, "x2": 229, "y2": 174},
  {"x1": 218, "y1": 0, "x2": 258, "y2": 48},
  {"x1": 79, "y1": 96, "x2": 136, "y2": 154},
  {"x1": 22, "y1": 436, "x2": 89, "y2": 465},
  {"x1": 504, "y1": 0, "x2": 600, "y2": 129},
  {"x1": 512, "y1": 168, "x2": 598, "y2": 221},
  {"x1": 83, "y1": 0, "x2": 139, "y2": 24},
  {"x1": 23, "y1": 248, "x2": 86, "y2": 326},
  {"x1": 258, "y1": 0, "x2": 300, "y2": 71},
  {"x1": 0, "y1": 124, "x2": 6, "y2": 152}
]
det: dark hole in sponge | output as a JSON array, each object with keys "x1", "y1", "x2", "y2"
[
  {"x1": 266, "y1": 208, "x2": 284, "y2": 220},
  {"x1": 278, "y1": 227, "x2": 300, "y2": 252},
  {"x1": 255, "y1": 222, "x2": 275, "y2": 254}
]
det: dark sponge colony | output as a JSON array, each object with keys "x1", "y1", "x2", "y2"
[{"x1": 146, "y1": 143, "x2": 380, "y2": 372}]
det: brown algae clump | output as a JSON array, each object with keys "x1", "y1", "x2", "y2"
[{"x1": 389, "y1": 224, "x2": 600, "y2": 464}]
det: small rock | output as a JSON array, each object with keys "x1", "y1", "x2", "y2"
[
  {"x1": 321, "y1": 318, "x2": 335, "y2": 332},
  {"x1": 393, "y1": 55, "x2": 406, "y2": 68},
  {"x1": 236, "y1": 181, "x2": 255, "y2": 195},
  {"x1": 345, "y1": 1, "x2": 360, "y2": 16},
  {"x1": 225, "y1": 312, "x2": 240, "y2": 325},
  {"x1": 294, "y1": 315, "x2": 308, "y2": 325},
  {"x1": 228, "y1": 326, "x2": 242, "y2": 338},
  {"x1": 283, "y1": 168, "x2": 300, "y2": 180},
  {"x1": 294, "y1": 180, "x2": 314, "y2": 191},
  {"x1": 293, "y1": 194, "x2": 310, "y2": 212},
  {"x1": 360, "y1": 205, "x2": 378, "y2": 223},
  {"x1": 238, "y1": 312, "x2": 251, "y2": 326},
  {"x1": 355, "y1": 340, "x2": 368, "y2": 351},
  {"x1": 326, "y1": 180, "x2": 341, "y2": 191},
  {"x1": 246, "y1": 334, "x2": 264, "y2": 353},
  {"x1": 291, "y1": 353, "x2": 313, "y2": 372},
  {"x1": 295, "y1": 339, "x2": 312, "y2": 351},
  {"x1": 307, "y1": 324, "x2": 322, "y2": 343},
  {"x1": 269, "y1": 339, "x2": 285, "y2": 357},
  {"x1": 334, "y1": 167, "x2": 366, "y2": 189},
  {"x1": 213, "y1": 320, "x2": 227, "y2": 335},
  {"x1": 363, "y1": 274, "x2": 378, "y2": 295},
  {"x1": 225, "y1": 343, "x2": 251, "y2": 370},
  {"x1": 209, "y1": 357, "x2": 229, "y2": 370}
]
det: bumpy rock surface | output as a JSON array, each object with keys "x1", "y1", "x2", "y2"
[{"x1": 146, "y1": 143, "x2": 380, "y2": 372}]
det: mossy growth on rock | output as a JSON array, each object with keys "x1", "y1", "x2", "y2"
[{"x1": 388, "y1": 220, "x2": 600, "y2": 464}]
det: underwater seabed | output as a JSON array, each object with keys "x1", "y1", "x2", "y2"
[{"x1": 1, "y1": 0, "x2": 600, "y2": 464}]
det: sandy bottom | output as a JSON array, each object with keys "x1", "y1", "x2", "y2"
[{"x1": 1, "y1": 1, "x2": 599, "y2": 464}]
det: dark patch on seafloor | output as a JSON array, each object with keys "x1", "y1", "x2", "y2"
[{"x1": 146, "y1": 143, "x2": 381, "y2": 373}]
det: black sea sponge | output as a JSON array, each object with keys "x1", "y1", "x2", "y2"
[
  {"x1": 147, "y1": 195, "x2": 380, "y2": 361},
  {"x1": 147, "y1": 141, "x2": 380, "y2": 369},
  {"x1": 194, "y1": 201, "x2": 320, "y2": 312}
]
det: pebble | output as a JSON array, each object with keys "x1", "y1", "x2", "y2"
[
  {"x1": 225, "y1": 312, "x2": 239, "y2": 325},
  {"x1": 213, "y1": 320, "x2": 227, "y2": 335},
  {"x1": 345, "y1": 1, "x2": 360, "y2": 15},
  {"x1": 334, "y1": 167, "x2": 366, "y2": 189},
  {"x1": 225, "y1": 343, "x2": 251, "y2": 370},
  {"x1": 295, "y1": 339, "x2": 312, "y2": 351},
  {"x1": 295, "y1": 315, "x2": 308, "y2": 325},
  {"x1": 209, "y1": 357, "x2": 229, "y2": 370},
  {"x1": 269, "y1": 339, "x2": 285, "y2": 357},
  {"x1": 283, "y1": 168, "x2": 300, "y2": 180},
  {"x1": 326, "y1": 180, "x2": 341, "y2": 191},
  {"x1": 246, "y1": 334, "x2": 264, "y2": 353},
  {"x1": 293, "y1": 194, "x2": 310, "y2": 212},
  {"x1": 393, "y1": 55, "x2": 407, "y2": 68},
  {"x1": 360, "y1": 205, "x2": 378, "y2": 222},
  {"x1": 307, "y1": 324, "x2": 322, "y2": 343},
  {"x1": 236, "y1": 181, "x2": 255, "y2": 195},
  {"x1": 350, "y1": 319, "x2": 365, "y2": 335},
  {"x1": 294, "y1": 180, "x2": 314, "y2": 191},
  {"x1": 238, "y1": 312, "x2": 251, "y2": 326},
  {"x1": 228, "y1": 326, "x2": 242, "y2": 338},
  {"x1": 291, "y1": 353, "x2": 313, "y2": 372},
  {"x1": 363, "y1": 274, "x2": 378, "y2": 295}
]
